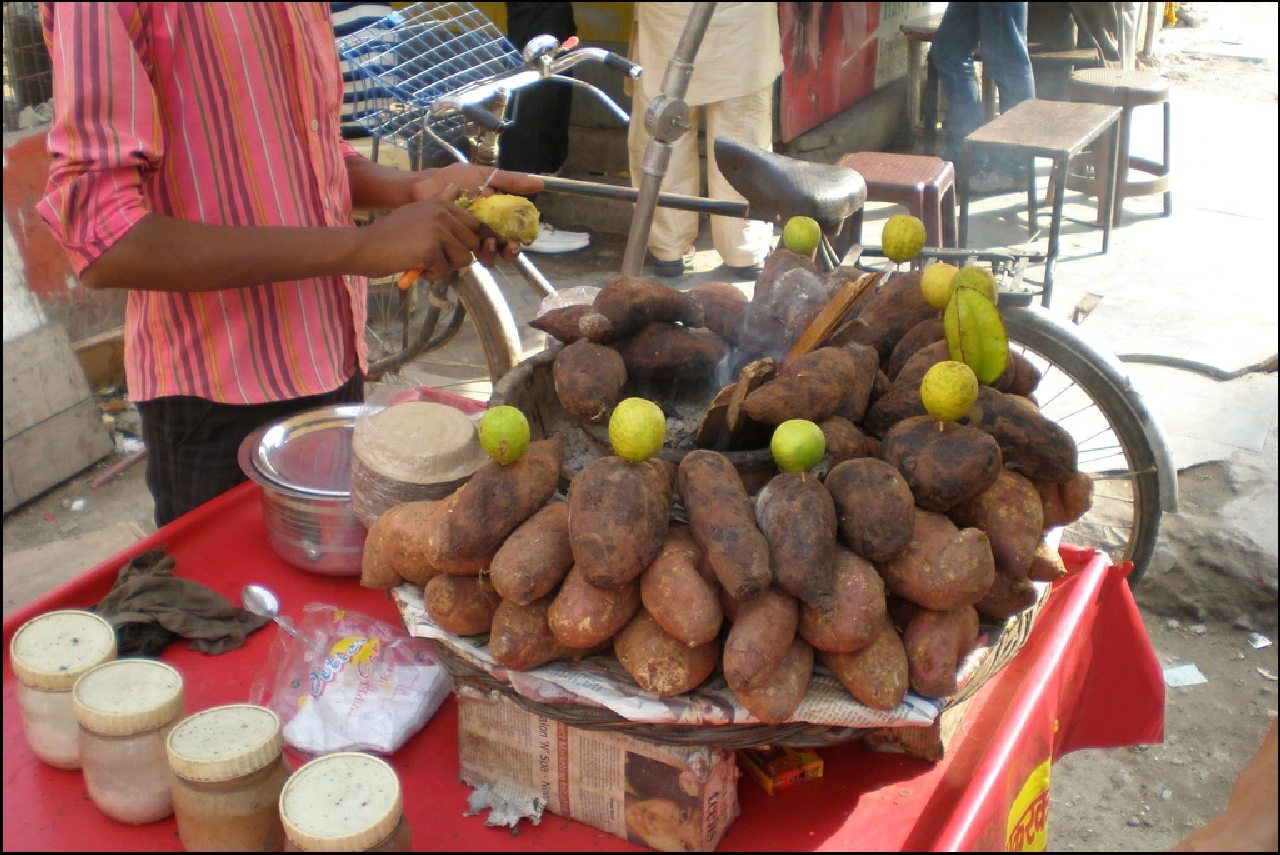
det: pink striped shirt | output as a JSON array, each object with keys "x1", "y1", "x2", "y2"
[{"x1": 38, "y1": 2, "x2": 368, "y2": 404}]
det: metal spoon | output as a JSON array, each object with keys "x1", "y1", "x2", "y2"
[{"x1": 241, "y1": 583, "x2": 304, "y2": 641}]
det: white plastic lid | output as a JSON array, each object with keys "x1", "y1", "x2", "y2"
[
  {"x1": 279, "y1": 752, "x2": 403, "y2": 851},
  {"x1": 72, "y1": 659, "x2": 184, "y2": 736},
  {"x1": 9, "y1": 610, "x2": 117, "y2": 691},
  {"x1": 167, "y1": 704, "x2": 283, "y2": 782}
]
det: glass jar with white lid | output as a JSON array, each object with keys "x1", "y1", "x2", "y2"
[{"x1": 9, "y1": 609, "x2": 117, "y2": 769}]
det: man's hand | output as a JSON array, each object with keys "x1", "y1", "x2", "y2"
[
  {"x1": 408, "y1": 165, "x2": 544, "y2": 265},
  {"x1": 355, "y1": 188, "x2": 483, "y2": 281}
]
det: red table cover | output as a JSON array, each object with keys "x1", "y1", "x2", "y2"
[{"x1": 3, "y1": 481, "x2": 1163, "y2": 852}]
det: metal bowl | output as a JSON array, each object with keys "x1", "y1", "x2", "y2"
[{"x1": 237, "y1": 405, "x2": 369, "y2": 576}]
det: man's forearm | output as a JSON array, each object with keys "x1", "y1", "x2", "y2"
[
  {"x1": 80, "y1": 214, "x2": 365, "y2": 292},
  {"x1": 345, "y1": 155, "x2": 417, "y2": 210}
]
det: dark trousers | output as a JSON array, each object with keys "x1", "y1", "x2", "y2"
[
  {"x1": 137, "y1": 375, "x2": 364, "y2": 528},
  {"x1": 497, "y1": 2, "x2": 576, "y2": 175}
]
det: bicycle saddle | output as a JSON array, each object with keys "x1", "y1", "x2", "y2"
[{"x1": 714, "y1": 137, "x2": 867, "y2": 234}]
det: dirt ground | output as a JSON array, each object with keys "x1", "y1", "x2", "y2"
[{"x1": 2, "y1": 3, "x2": 1276, "y2": 852}]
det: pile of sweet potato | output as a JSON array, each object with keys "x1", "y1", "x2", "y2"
[{"x1": 358, "y1": 247, "x2": 1094, "y2": 727}]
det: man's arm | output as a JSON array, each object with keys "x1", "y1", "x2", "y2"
[
  {"x1": 345, "y1": 156, "x2": 544, "y2": 210},
  {"x1": 1171, "y1": 721, "x2": 1278, "y2": 852}
]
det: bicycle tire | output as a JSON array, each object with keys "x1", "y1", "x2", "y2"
[{"x1": 1002, "y1": 305, "x2": 1177, "y2": 586}]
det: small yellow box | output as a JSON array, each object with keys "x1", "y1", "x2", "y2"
[{"x1": 738, "y1": 746, "x2": 824, "y2": 796}]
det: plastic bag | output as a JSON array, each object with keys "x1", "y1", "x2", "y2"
[{"x1": 248, "y1": 603, "x2": 451, "y2": 756}]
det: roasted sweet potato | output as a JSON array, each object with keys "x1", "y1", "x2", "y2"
[
  {"x1": 612, "y1": 322, "x2": 728, "y2": 381},
  {"x1": 902, "y1": 605, "x2": 980, "y2": 698},
  {"x1": 614, "y1": 610, "x2": 719, "y2": 697},
  {"x1": 887, "y1": 317, "x2": 947, "y2": 381},
  {"x1": 732, "y1": 637, "x2": 813, "y2": 724},
  {"x1": 880, "y1": 416, "x2": 1003, "y2": 512},
  {"x1": 1037, "y1": 472, "x2": 1094, "y2": 528},
  {"x1": 880, "y1": 509, "x2": 996, "y2": 611},
  {"x1": 948, "y1": 469, "x2": 1044, "y2": 578},
  {"x1": 849, "y1": 270, "x2": 936, "y2": 363},
  {"x1": 427, "y1": 437, "x2": 564, "y2": 571},
  {"x1": 723, "y1": 588, "x2": 799, "y2": 692},
  {"x1": 974, "y1": 572, "x2": 1039, "y2": 620},
  {"x1": 818, "y1": 416, "x2": 878, "y2": 463},
  {"x1": 424, "y1": 574, "x2": 502, "y2": 636},
  {"x1": 893, "y1": 340, "x2": 952, "y2": 389},
  {"x1": 488, "y1": 502, "x2": 574, "y2": 605},
  {"x1": 548, "y1": 565, "x2": 642, "y2": 649},
  {"x1": 820, "y1": 615, "x2": 909, "y2": 711},
  {"x1": 530, "y1": 304, "x2": 590, "y2": 344},
  {"x1": 836, "y1": 340, "x2": 880, "y2": 423},
  {"x1": 862, "y1": 381, "x2": 927, "y2": 438},
  {"x1": 489, "y1": 596, "x2": 593, "y2": 671},
  {"x1": 756, "y1": 248, "x2": 821, "y2": 303},
  {"x1": 963, "y1": 387, "x2": 1077, "y2": 482},
  {"x1": 1027, "y1": 539, "x2": 1068, "y2": 582},
  {"x1": 825, "y1": 457, "x2": 916, "y2": 562},
  {"x1": 553, "y1": 339, "x2": 627, "y2": 424},
  {"x1": 678, "y1": 450, "x2": 772, "y2": 601},
  {"x1": 742, "y1": 346, "x2": 861, "y2": 425},
  {"x1": 578, "y1": 275, "x2": 704, "y2": 343},
  {"x1": 799, "y1": 546, "x2": 887, "y2": 653},
  {"x1": 640, "y1": 526, "x2": 722, "y2": 647},
  {"x1": 568, "y1": 456, "x2": 671, "y2": 589},
  {"x1": 688, "y1": 281, "x2": 748, "y2": 344},
  {"x1": 754, "y1": 472, "x2": 838, "y2": 609}
]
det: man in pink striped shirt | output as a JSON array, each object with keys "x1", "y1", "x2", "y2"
[{"x1": 37, "y1": 3, "x2": 540, "y2": 526}]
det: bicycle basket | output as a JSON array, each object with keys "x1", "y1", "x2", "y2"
[{"x1": 336, "y1": 1, "x2": 523, "y2": 160}]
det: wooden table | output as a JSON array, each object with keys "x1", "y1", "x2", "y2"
[{"x1": 959, "y1": 98, "x2": 1122, "y2": 308}]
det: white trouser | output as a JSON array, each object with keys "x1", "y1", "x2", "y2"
[{"x1": 627, "y1": 84, "x2": 776, "y2": 267}]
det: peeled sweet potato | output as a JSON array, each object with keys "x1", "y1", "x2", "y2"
[
  {"x1": 742, "y1": 346, "x2": 861, "y2": 425},
  {"x1": 732, "y1": 637, "x2": 813, "y2": 724},
  {"x1": 723, "y1": 588, "x2": 799, "y2": 692},
  {"x1": 614, "y1": 610, "x2": 719, "y2": 697},
  {"x1": 849, "y1": 270, "x2": 936, "y2": 364},
  {"x1": 548, "y1": 565, "x2": 641, "y2": 648},
  {"x1": 578, "y1": 275, "x2": 704, "y2": 343},
  {"x1": 902, "y1": 605, "x2": 980, "y2": 698},
  {"x1": 489, "y1": 596, "x2": 593, "y2": 671},
  {"x1": 880, "y1": 416, "x2": 1003, "y2": 512},
  {"x1": 678, "y1": 450, "x2": 772, "y2": 601},
  {"x1": 754, "y1": 472, "x2": 838, "y2": 610},
  {"x1": 975, "y1": 572, "x2": 1039, "y2": 620},
  {"x1": 424, "y1": 574, "x2": 502, "y2": 636},
  {"x1": 799, "y1": 546, "x2": 887, "y2": 653},
  {"x1": 530, "y1": 304, "x2": 590, "y2": 344},
  {"x1": 640, "y1": 526, "x2": 723, "y2": 647},
  {"x1": 879, "y1": 509, "x2": 996, "y2": 612},
  {"x1": 948, "y1": 469, "x2": 1044, "y2": 578},
  {"x1": 825, "y1": 457, "x2": 916, "y2": 562},
  {"x1": 553, "y1": 339, "x2": 627, "y2": 424},
  {"x1": 568, "y1": 456, "x2": 671, "y2": 589},
  {"x1": 963, "y1": 387, "x2": 1077, "y2": 483},
  {"x1": 612, "y1": 322, "x2": 728, "y2": 381},
  {"x1": 427, "y1": 437, "x2": 564, "y2": 571},
  {"x1": 688, "y1": 281, "x2": 748, "y2": 344},
  {"x1": 489, "y1": 502, "x2": 574, "y2": 605},
  {"x1": 820, "y1": 615, "x2": 909, "y2": 711}
]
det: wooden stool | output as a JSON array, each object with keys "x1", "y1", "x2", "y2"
[
  {"x1": 1067, "y1": 68, "x2": 1172, "y2": 224},
  {"x1": 959, "y1": 99, "x2": 1122, "y2": 307},
  {"x1": 834, "y1": 152, "x2": 957, "y2": 256}
]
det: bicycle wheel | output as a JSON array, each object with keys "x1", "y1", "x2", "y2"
[
  {"x1": 1002, "y1": 305, "x2": 1176, "y2": 586},
  {"x1": 363, "y1": 261, "x2": 522, "y2": 384}
]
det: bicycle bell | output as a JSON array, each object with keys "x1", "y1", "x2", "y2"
[{"x1": 522, "y1": 35, "x2": 561, "y2": 73}]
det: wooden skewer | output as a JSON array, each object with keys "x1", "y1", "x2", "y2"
[{"x1": 783, "y1": 269, "x2": 882, "y2": 363}]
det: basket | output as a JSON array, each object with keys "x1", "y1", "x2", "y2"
[{"x1": 336, "y1": 2, "x2": 523, "y2": 160}]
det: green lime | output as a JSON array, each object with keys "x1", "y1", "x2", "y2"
[
  {"x1": 608, "y1": 397, "x2": 666, "y2": 463},
  {"x1": 770, "y1": 419, "x2": 826, "y2": 472},
  {"x1": 478, "y1": 405, "x2": 530, "y2": 465},
  {"x1": 782, "y1": 216, "x2": 822, "y2": 256},
  {"x1": 920, "y1": 361, "x2": 980, "y2": 422}
]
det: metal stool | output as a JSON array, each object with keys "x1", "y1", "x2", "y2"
[
  {"x1": 1067, "y1": 67, "x2": 1172, "y2": 224},
  {"x1": 835, "y1": 152, "x2": 957, "y2": 257}
]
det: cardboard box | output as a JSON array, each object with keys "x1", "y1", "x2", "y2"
[
  {"x1": 738, "y1": 746, "x2": 824, "y2": 795},
  {"x1": 456, "y1": 687, "x2": 740, "y2": 851}
]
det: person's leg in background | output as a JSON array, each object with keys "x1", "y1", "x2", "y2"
[
  {"x1": 499, "y1": 2, "x2": 589, "y2": 254},
  {"x1": 627, "y1": 82, "x2": 703, "y2": 277},
  {"x1": 704, "y1": 86, "x2": 775, "y2": 278},
  {"x1": 975, "y1": 2, "x2": 1034, "y2": 181},
  {"x1": 932, "y1": 2, "x2": 983, "y2": 167},
  {"x1": 137, "y1": 375, "x2": 363, "y2": 528}
]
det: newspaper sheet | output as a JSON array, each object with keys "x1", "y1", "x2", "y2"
[{"x1": 391, "y1": 584, "x2": 1042, "y2": 730}]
